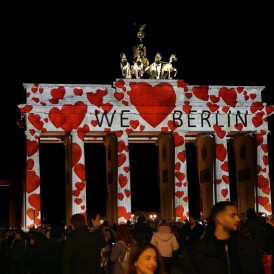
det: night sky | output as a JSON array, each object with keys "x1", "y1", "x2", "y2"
[{"x1": 1, "y1": 5, "x2": 273, "y2": 224}]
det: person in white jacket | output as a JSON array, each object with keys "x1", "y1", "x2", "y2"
[{"x1": 150, "y1": 220, "x2": 179, "y2": 274}]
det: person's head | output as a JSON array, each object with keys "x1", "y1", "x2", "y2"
[
  {"x1": 14, "y1": 228, "x2": 25, "y2": 239},
  {"x1": 115, "y1": 224, "x2": 133, "y2": 245},
  {"x1": 189, "y1": 214, "x2": 199, "y2": 225},
  {"x1": 208, "y1": 201, "x2": 240, "y2": 239},
  {"x1": 70, "y1": 213, "x2": 87, "y2": 230},
  {"x1": 89, "y1": 213, "x2": 101, "y2": 228},
  {"x1": 105, "y1": 228, "x2": 115, "y2": 242},
  {"x1": 246, "y1": 208, "x2": 257, "y2": 220},
  {"x1": 239, "y1": 212, "x2": 247, "y2": 222},
  {"x1": 137, "y1": 215, "x2": 146, "y2": 224},
  {"x1": 126, "y1": 241, "x2": 165, "y2": 274}
]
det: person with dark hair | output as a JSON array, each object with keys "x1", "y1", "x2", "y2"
[
  {"x1": 132, "y1": 215, "x2": 153, "y2": 243},
  {"x1": 110, "y1": 224, "x2": 136, "y2": 274},
  {"x1": 184, "y1": 201, "x2": 264, "y2": 274},
  {"x1": 63, "y1": 213, "x2": 106, "y2": 274},
  {"x1": 126, "y1": 241, "x2": 166, "y2": 274},
  {"x1": 181, "y1": 214, "x2": 204, "y2": 257},
  {"x1": 245, "y1": 207, "x2": 268, "y2": 255},
  {"x1": 9, "y1": 229, "x2": 30, "y2": 274}
]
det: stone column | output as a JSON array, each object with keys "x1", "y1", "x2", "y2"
[
  {"x1": 25, "y1": 130, "x2": 41, "y2": 230},
  {"x1": 173, "y1": 131, "x2": 189, "y2": 221},
  {"x1": 117, "y1": 131, "x2": 131, "y2": 224},
  {"x1": 256, "y1": 130, "x2": 272, "y2": 215},
  {"x1": 214, "y1": 130, "x2": 230, "y2": 202},
  {"x1": 71, "y1": 130, "x2": 87, "y2": 216}
]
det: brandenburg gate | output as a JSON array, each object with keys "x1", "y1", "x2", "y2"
[{"x1": 19, "y1": 79, "x2": 274, "y2": 230}]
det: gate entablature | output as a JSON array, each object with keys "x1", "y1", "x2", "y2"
[{"x1": 19, "y1": 79, "x2": 274, "y2": 230}]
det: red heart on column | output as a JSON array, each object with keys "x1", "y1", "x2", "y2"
[
  {"x1": 28, "y1": 194, "x2": 41, "y2": 211},
  {"x1": 26, "y1": 170, "x2": 40, "y2": 193},
  {"x1": 27, "y1": 140, "x2": 39, "y2": 157},
  {"x1": 72, "y1": 143, "x2": 82, "y2": 167},
  {"x1": 119, "y1": 174, "x2": 128, "y2": 188},
  {"x1": 74, "y1": 163, "x2": 86, "y2": 181},
  {"x1": 118, "y1": 153, "x2": 126, "y2": 167}
]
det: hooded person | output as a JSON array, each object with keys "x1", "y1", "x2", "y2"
[{"x1": 150, "y1": 220, "x2": 179, "y2": 274}]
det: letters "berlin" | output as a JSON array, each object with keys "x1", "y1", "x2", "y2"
[{"x1": 95, "y1": 109, "x2": 249, "y2": 129}]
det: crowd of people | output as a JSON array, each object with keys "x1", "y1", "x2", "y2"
[{"x1": 0, "y1": 202, "x2": 273, "y2": 274}]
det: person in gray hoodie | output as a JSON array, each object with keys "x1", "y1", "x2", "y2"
[{"x1": 150, "y1": 220, "x2": 179, "y2": 274}]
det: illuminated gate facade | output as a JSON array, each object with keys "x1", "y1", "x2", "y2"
[{"x1": 19, "y1": 79, "x2": 274, "y2": 229}]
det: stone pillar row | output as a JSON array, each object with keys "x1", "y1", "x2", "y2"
[{"x1": 24, "y1": 129, "x2": 271, "y2": 228}]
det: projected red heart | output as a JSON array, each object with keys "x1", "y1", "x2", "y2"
[
  {"x1": 26, "y1": 170, "x2": 40, "y2": 193},
  {"x1": 72, "y1": 143, "x2": 82, "y2": 167},
  {"x1": 27, "y1": 140, "x2": 39, "y2": 157},
  {"x1": 128, "y1": 82, "x2": 176, "y2": 127},
  {"x1": 28, "y1": 194, "x2": 41, "y2": 211}
]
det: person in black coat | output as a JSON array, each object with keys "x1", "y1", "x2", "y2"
[
  {"x1": 63, "y1": 213, "x2": 106, "y2": 274},
  {"x1": 132, "y1": 215, "x2": 153, "y2": 243},
  {"x1": 181, "y1": 214, "x2": 205, "y2": 257},
  {"x1": 184, "y1": 201, "x2": 265, "y2": 274}
]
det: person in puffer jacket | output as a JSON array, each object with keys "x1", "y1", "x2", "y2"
[{"x1": 150, "y1": 220, "x2": 179, "y2": 274}]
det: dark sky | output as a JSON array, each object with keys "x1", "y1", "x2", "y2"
[{"x1": 1, "y1": 5, "x2": 273, "y2": 222}]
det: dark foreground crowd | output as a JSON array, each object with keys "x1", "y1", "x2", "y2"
[{"x1": 0, "y1": 202, "x2": 274, "y2": 274}]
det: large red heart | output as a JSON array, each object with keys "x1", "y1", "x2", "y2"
[
  {"x1": 175, "y1": 205, "x2": 184, "y2": 217},
  {"x1": 257, "y1": 196, "x2": 269, "y2": 206},
  {"x1": 219, "y1": 87, "x2": 237, "y2": 107},
  {"x1": 128, "y1": 82, "x2": 176, "y2": 127},
  {"x1": 263, "y1": 155, "x2": 268, "y2": 166},
  {"x1": 118, "y1": 140, "x2": 125, "y2": 153},
  {"x1": 74, "y1": 198, "x2": 83, "y2": 205},
  {"x1": 177, "y1": 150, "x2": 186, "y2": 162},
  {"x1": 28, "y1": 114, "x2": 44, "y2": 130},
  {"x1": 86, "y1": 89, "x2": 108, "y2": 106},
  {"x1": 26, "y1": 170, "x2": 40, "y2": 193},
  {"x1": 118, "y1": 153, "x2": 126, "y2": 167},
  {"x1": 216, "y1": 143, "x2": 227, "y2": 162},
  {"x1": 124, "y1": 189, "x2": 130, "y2": 197},
  {"x1": 250, "y1": 102, "x2": 264, "y2": 113},
  {"x1": 175, "y1": 191, "x2": 184, "y2": 198},
  {"x1": 77, "y1": 124, "x2": 89, "y2": 140},
  {"x1": 74, "y1": 163, "x2": 86, "y2": 181},
  {"x1": 75, "y1": 181, "x2": 86, "y2": 191},
  {"x1": 173, "y1": 132, "x2": 185, "y2": 147},
  {"x1": 49, "y1": 101, "x2": 87, "y2": 131},
  {"x1": 257, "y1": 175, "x2": 269, "y2": 189},
  {"x1": 213, "y1": 125, "x2": 226, "y2": 139},
  {"x1": 117, "y1": 193, "x2": 124, "y2": 201},
  {"x1": 252, "y1": 112, "x2": 263, "y2": 128},
  {"x1": 26, "y1": 208, "x2": 39, "y2": 220},
  {"x1": 72, "y1": 143, "x2": 82, "y2": 167},
  {"x1": 27, "y1": 159, "x2": 34, "y2": 170},
  {"x1": 261, "y1": 144, "x2": 268, "y2": 153},
  {"x1": 27, "y1": 140, "x2": 39, "y2": 157},
  {"x1": 74, "y1": 88, "x2": 83, "y2": 96},
  {"x1": 221, "y1": 188, "x2": 228, "y2": 198},
  {"x1": 192, "y1": 85, "x2": 209, "y2": 101},
  {"x1": 175, "y1": 171, "x2": 185, "y2": 182},
  {"x1": 130, "y1": 120, "x2": 139, "y2": 129},
  {"x1": 119, "y1": 174, "x2": 128, "y2": 188},
  {"x1": 28, "y1": 193, "x2": 41, "y2": 211},
  {"x1": 221, "y1": 161, "x2": 229, "y2": 172},
  {"x1": 118, "y1": 206, "x2": 131, "y2": 220},
  {"x1": 51, "y1": 86, "x2": 66, "y2": 100}
]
